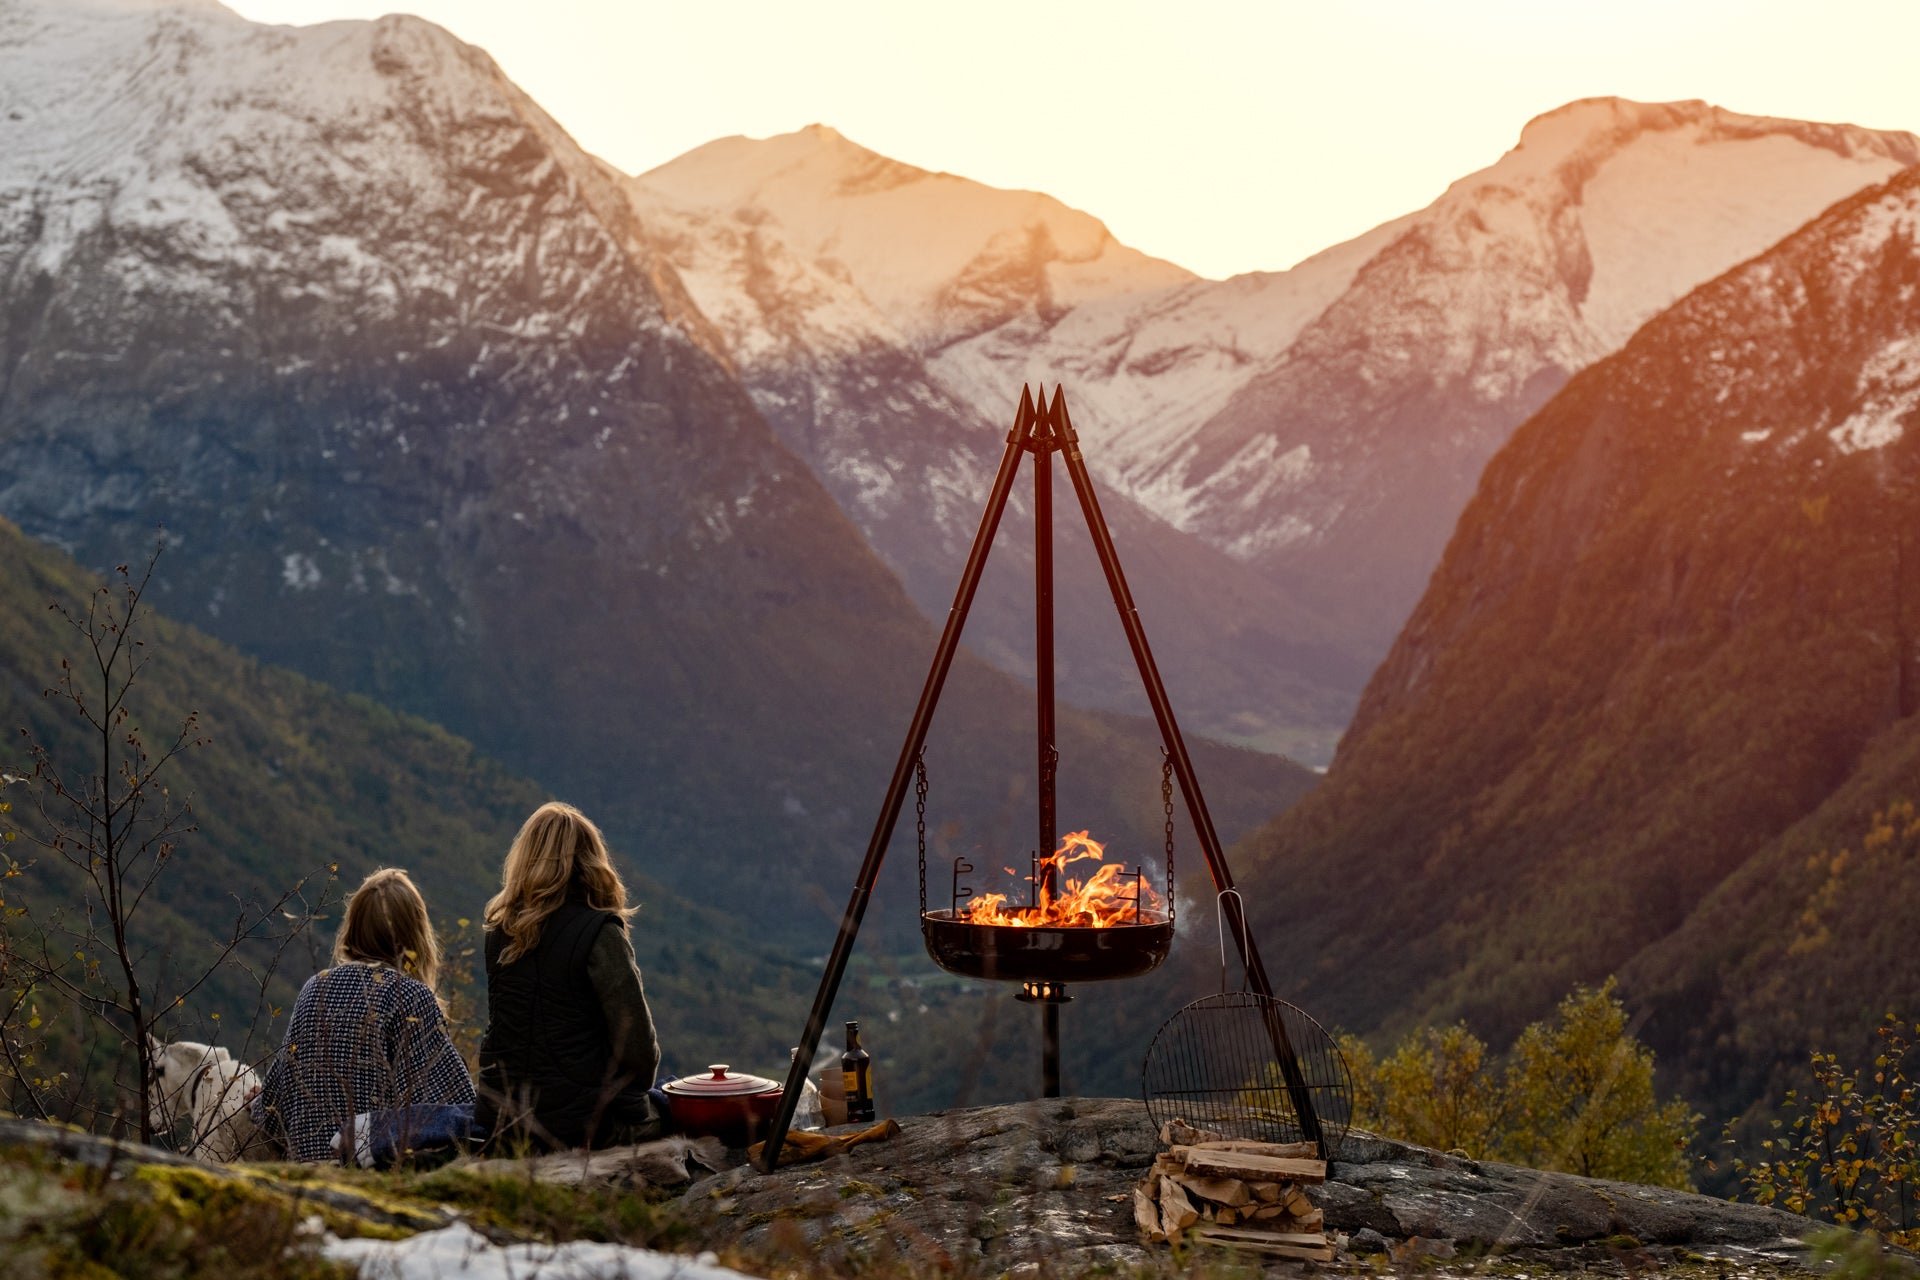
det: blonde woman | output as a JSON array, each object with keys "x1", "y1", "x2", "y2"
[
  {"x1": 252, "y1": 869, "x2": 474, "y2": 1162},
  {"x1": 476, "y1": 801, "x2": 663, "y2": 1151}
]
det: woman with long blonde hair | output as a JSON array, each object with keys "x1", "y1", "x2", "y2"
[
  {"x1": 475, "y1": 801, "x2": 663, "y2": 1150},
  {"x1": 253, "y1": 868, "x2": 474, "y2": 1162}
]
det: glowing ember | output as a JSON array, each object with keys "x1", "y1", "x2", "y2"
[{"x1": 960, "y1": 830, "x2": 1165, "y2": 928}]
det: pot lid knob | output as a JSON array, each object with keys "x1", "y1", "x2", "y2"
[{"x1": 707, "y1": 1064, "x2": 730, "y2": 1079}]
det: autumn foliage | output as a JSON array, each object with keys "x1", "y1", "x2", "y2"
[
  {"x1": 1730, "y1": 1014, "x2": 1919, "y2": 1247},
  {"x1": 1343, "y1": 980, "x2": 1698, "y2": 1188}
]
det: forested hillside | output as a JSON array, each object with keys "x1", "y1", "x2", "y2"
[
  {"x1": 1230, "y1": 164, "x2": 1920, "y2": 1119},
  {"x1": 0, "y1": 519, "x2": 823, "y2": 1098}
]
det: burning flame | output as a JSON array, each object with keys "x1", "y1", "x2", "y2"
[{"x1": 960, "y1": 830, "x2": 1165, "y2": 928}]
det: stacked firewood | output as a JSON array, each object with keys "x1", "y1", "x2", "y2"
[{"x1": 1132, "y1": 1120, "x2": 1341, "y2": 1262}]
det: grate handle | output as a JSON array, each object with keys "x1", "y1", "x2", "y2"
[{"x1": 1215, "y1": 889, "x2": 1248, "y2": 994}]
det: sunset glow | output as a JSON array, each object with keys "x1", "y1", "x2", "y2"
[{"x1": 224, "y1": 0, "x2": 1920, "y2": 280}]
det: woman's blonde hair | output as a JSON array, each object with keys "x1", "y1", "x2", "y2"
[
  {"x1": 484, "y1": 801, "x2": 632, "y2": 964},
  {"x1": 334, "y1": 867, "x2": 441, "y2": 991}
]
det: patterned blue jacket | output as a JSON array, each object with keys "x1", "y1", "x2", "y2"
[{"x1": 253, "y1": 962, "x2": 474, "y2": 1162}]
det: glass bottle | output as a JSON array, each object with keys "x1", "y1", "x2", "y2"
[{"x1": 842, "y1": 1020, "x2": 874, "y2": 1123}]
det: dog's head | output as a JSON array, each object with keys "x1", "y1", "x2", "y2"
[{"x1": 146, "y1": 1035, "x2": 234, "y2": 1115}]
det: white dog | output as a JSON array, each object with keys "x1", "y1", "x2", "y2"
[{"x1": 146, "y1": 1035, "x2": 267, "y2": 1162}]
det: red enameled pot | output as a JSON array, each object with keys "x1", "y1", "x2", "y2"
[{"x1": 660, "y1": 1064, "x2": 783, "y2": 1147}]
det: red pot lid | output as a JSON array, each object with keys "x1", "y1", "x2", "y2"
[{"x1": 660, "y1": 1064, "x2": 780, "y2": 1097}]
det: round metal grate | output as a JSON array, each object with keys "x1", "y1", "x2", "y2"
[{"x1": 1142, "y1": 991, "x2": 1354, "y2": 1156}]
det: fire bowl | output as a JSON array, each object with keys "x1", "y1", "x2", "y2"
[{"x1": 920, "y1": 910, "x2": 1174, "y2": 983}]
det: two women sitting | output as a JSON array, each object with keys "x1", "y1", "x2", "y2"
[{"x1": 252, "y1": 801, "x2": 662, "y2": 1162}]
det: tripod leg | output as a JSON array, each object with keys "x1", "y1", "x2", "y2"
[
  {"x1": 758, "y1": 388, "x2": 1039, "y2": 1172},
  {"x1": 1047, "y1": 388, "x2": 1327, "y2": 1158}
]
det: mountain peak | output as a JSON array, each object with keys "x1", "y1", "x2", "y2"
[
  {"x1": 1505, "y1": 96, "x2": 1920, "y2": 179},
  {"x1": 634, "y1": 126, "x2": 1191, "y2": 347},
  {"x1": 1408, "y1": 96, "x2": 1920, "y2": 353},
  {"x1": 637, "y1": 123, "x2": 928, "y2": 209}
]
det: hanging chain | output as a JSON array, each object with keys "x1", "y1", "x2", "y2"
[
  {"x1": 915, "y1": 749, "x2": 929, "y2": 914},
  {"x1": 1160, "y1": 747, "x2": 1176, "y2": 922}
]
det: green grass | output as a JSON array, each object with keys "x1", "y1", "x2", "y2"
[{"x1": 0, "y1": 1147, "x2": 351, "y2": 1280}]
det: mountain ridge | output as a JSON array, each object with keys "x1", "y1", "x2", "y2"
[
  {"x1": 631, "y1": 98, "x2": 1919, "y2": 756},
  {"x1": 1227, "y1": 160, "x2": 1920, "y2": 1118},
  {"x1": 0, "y1": 0, "x2": 1315, "y2": 942}
]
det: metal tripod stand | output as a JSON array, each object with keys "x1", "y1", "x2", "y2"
[{"x1": 757, "y1": 385, "x2": 1324, "y2": 1172}]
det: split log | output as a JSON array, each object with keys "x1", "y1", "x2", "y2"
[
  {"x1": 1175, "y1": 1148, "x2": 1327, "y2": 1183},
  {"x1": 1159, "y1": 1118, "x2": 1224, "y2": 1146},
  {"x1": 1133, "y1": 1185, "x2": 1166, "y2": 1244},
  {"x1": 1252, "y1": 1181, "x2": 1283, "y2": 1203},
  {"x1": 1200, "y1": 1227, "x2": 1328, "y2": 1248},
  {"x1": 1192, "y1": 1225, "x2": 1335, "y2": 1261},
  {"x1": 1171, "y1": 1173, "x2": 1252, "y2": 1207},
  {"x1": 1158, "y1": 1176, "x2": 1199, "y2": 1238},
  {"x1": 1151, "y1": 1153, "x2": 1185, "y2": 1177},
  {"x1": 1286, "y1": 1192, "x2": 1318, "y2": 1218},
  {"x1": 1190, "y1": 1138, "x2": 1318, "y2": 1159}
]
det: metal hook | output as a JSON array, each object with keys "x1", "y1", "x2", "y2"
[
  {"x1": 1215, "y1": 889, "x2": 1247, "y2": 994},
  {"x1": 951, "y1": 857, "x2": 975, "y2": 917}
]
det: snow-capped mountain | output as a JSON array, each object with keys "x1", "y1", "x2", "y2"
[
  {"x1": 0, "y1": 0, "x2": 1315, "y2": 922},
  {"x1": 1232, "y1": 160, "x2": 1920, "y2": 1114},
  {"x1": 637, "y1": 123, "x2": 1194, "y2": 353},
  {"x1": 631, "y1": 131, "x2": 1370, "y2": 760},
  {"x1": 636, "y1": 102, "x2": 1920, "y2": 682},
  {"x1": 1155, "y1": 100, "x2": 1920, "y2": 640}
]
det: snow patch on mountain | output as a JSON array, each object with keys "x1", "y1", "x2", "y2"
[
  {"x1": 926, "y1": 212, "x2": 1419, "y2": 480},
  {"x1": 629, "y1": 181, "x2": 910, "y2": 368},
  {"x1": 1139, "y1": 98, "x2": 1919, "y2": 590},
  {"x1": 1578, "y1": 126, "x2": 1911, "y2": 350},
  {"x1": 1830, "y1": 336, "x2": 1920, "y2": 455},
  {"x1": 0, "y1": 0, "x2": 696, "y2": 373},
  {"x1": 637, "y1": 125, "x2": 1192, "y2": 352}
]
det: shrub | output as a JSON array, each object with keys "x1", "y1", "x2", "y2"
[
  {"x1": 1347, "y1": 979, "x2": 1698, "y2": 1187},
  {"x1": 1730, "y1": 1014, "x2": 1919, "y2": 1246}
]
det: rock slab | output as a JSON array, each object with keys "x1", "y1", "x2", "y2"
[{"x1": 684, "y1": 1098, "x2": 1822, "y2": 1272}]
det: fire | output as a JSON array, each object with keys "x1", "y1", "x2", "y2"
[{"x1": 960, "y1": 830, "x2": 1165, "y2": 928}]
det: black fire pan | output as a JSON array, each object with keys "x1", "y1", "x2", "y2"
[{"x1": 920, "y1": 909, "x2": 1173, "y2": 983}]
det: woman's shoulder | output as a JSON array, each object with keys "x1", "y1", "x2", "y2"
[
  {"x1": 308, "y1": 961, "x2": 431, "y2": 1000},
  {"x1": 363, "y1": 965, "x2": 443, "y2": 1015}
]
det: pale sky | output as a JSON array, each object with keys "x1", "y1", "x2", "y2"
[{"x1": 224, "y1": 0, "x2": 1920, "y2": 281}]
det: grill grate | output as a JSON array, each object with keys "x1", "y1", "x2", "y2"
[{"x1": 1142, "y1": 991, "x2": 1353, "y2": 1155}]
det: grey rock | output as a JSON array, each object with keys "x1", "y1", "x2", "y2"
[
  {"x1": 683, "y1": 1100, "x2": 1829, "y2": 1271},
  {"x1": 1400, "y1": 1235, "x2": 1457, "y2": 1260},
  {"x1": 1350, "y1": 1226, "x2": 1390, "y2": 1255}
]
